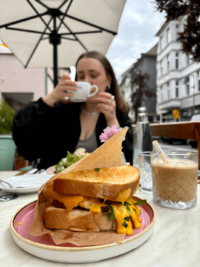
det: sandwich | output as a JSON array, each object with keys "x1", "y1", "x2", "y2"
[{"x1": 43, "y1": 165, "x2": 143, "y2": 236}]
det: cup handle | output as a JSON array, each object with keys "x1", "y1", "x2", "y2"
[{"x1": 88, "y1": 85, "x2": 98, "y2": 97}]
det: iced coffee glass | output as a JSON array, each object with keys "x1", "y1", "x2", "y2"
[{"x1": 151, "y1": 150, "x2": 198, "y2": 209}]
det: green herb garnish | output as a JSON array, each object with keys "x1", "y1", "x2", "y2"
[
  {"x1": 100, "y1": 206, "x2": 103, "y2": 212},
  {"x1": 132, "y1": 207, "x2": 136, "y2": 213},
  {"x1": 124, "y1": 201, "x2": 131, "y2": 207},
  {"x1": 126, "y1": 206, "x2": 132, "y2": 215},
  {"x1": 124, "y1": 216, "x2": 130, "y2": 221},
  {"x1": 107, "y1": 205, "x2": 115, "y2": 221},
  {"x1": 134, "y1": 200, "x2": 147, "y2": 206},
  {"x1": 122, "y1": 221, "x2": 128, "y2": 228},
  {"x1": 95, "y1": 168, "x2": 100, "y2": 171}
]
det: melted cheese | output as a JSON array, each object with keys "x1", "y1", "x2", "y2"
[
  {"x1": 112, "y1": 204, "x2": 133, "y2": 235},
  {"x1": 89, "y1": 199, "x2": 108, "y2": 213},
  {"x1": 43, "y1": 187, "x2": 141, "y2": 234},
  {"x1": 61, "y1": 195, "x2": 90, "y2": 211},
  {"x1": 113, "y1": 188, "x2": 131, "y2": 203},
  {"x1": 43, "y1": 187, "x2": 89, "y2": 211}
]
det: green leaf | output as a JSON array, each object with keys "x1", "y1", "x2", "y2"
[
  {"x1": 0, "y1": 100, "x2": 15, "y2": 134},
  {"x1": 124, "y1": 201, "x2": 131, "y2": 207},
  {"x1": 100, "y1": 206, "x2": 103, "y2": 212},
  {"x1": 132, "y1": 207, "x2": 136, "y2": 213},
  {"x1": 54, "y1": 151, "x2": 86, "y2": 173},
  {"x1": 107, "y1": 205, "x2": 115, "y2": 221},
  {"x1": 126, "y1": 206, "x2": 132, "y2": 215},
  {"x1": 135, "y1": 200, "x2": 147, "y2": 206},
  {"x1": 124, "y1": 216, "x2": 130, "y2": 221},
  {"x1": 122, "y1": 221, "x2": 128, "y2": 228},
  {"x1": 95, "y1": 168, "x2": 100, "y2": 171}
]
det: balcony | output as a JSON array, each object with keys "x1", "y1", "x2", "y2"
[{"x1": 158, "y1": 99, "x2": 181, "y2": 110}]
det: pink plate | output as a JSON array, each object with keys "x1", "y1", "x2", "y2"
[{"x1": 13, "y1": 197, "x2": 154, "y2": 247}]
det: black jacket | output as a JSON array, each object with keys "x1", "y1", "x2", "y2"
[{"x1": 12, "y1": 98, "x2": 133, "y2": 169}]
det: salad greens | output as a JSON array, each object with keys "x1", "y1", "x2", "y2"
[{"x1": 55, "y1": 151, "x2": 85, "y2": 173}]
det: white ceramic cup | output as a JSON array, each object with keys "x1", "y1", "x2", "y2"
[{"x1": 68, "y1": 82, "x2": 98, "y2": 102}]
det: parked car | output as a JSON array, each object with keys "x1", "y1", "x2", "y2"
[{"x1": 188, "y1": 114, "x2": 200, "y2": 148}]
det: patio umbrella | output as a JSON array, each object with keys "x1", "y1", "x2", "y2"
[{"x1": 0, "y1": 0, "x2": 126, "y2": 87}]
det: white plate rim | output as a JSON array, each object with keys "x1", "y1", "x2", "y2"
[
  {"x1": 10, "y1": 199, "x2": 156, "y2": 252},
  {"x1": 0, "y1": 175, "x2": 53, "y2": 193}
]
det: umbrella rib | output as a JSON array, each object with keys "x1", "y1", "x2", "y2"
[
  {"x1": 0, "y1": 13, "x2": 47, "y2": 29},
  {"x1": 61, "y1": 30, "x2": 102, "y2": 36},
  {"x1": 6, "y1": 26, "x2": 50, "y2": 35},
  {"x1": 58, "y1": 0, "x2": 71, "y2": 11},
  {"x1": 34, "y1": 0, "x2": 49, "y2": 10},
  {"x1": 25, "y1": 17, "x2": 53, "y2": 68},
  {"x1": 65, "y1": 15, "x2": 117, "y2": 35},
  {"x1": 57, "y1": 0, "x2": 72, "y2": 32},
  {"x1": 27, "y1": 0, "x2": 52, "y2": 33},
  {"x1": 58, "y1": 16, "x2": 88, "y2": 52},
  {"x1": 61, "y1": 37, "x2": 77, "y2": 41}
]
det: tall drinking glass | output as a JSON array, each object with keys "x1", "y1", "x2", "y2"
[
  {"x1": 138, "y1": 152, "x2": 152, "y2": 192},
  {"x1": 151, "y1": 150, "x2": 198, "y2": 209}
]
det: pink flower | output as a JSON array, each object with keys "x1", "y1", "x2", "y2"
[{"x1": 99, "y1": 125, "x2": 125, "y2": 143}]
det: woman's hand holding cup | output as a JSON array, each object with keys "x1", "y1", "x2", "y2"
[
  {"x1": 43, "y1": 74, "x2": 77, "y2": 107},
  {"x1": 96, "y1": 92, "x2": 119, "y2": 127}
]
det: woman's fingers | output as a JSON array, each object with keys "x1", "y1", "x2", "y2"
[
  {"x1": 59, "y1": 80, "x2": 77, "y2": 88},
  {"x1": 99, "y1": 92, "x2": 114, "y2": 98}
]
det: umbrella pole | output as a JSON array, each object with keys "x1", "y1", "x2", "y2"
[{"x1": 53, "y1": 43, "x2": 58, "y2": 88}]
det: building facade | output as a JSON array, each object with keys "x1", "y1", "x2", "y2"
[
  {"x1": 0, "y1": 46, "x2": 71, "y2": 112},
  {"x1": 119, "y1": 44, "x2": 157, "y2": 122},
  {"x1": 156, "y1": 17, "x2": 200, "y2": 122}
]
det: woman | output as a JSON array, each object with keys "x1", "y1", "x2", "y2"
[{"x1": 12, "y1": 51, "x2": 133, "y2": 169}]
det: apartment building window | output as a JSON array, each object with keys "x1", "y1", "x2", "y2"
[
  {"x1": 167, "y1": 54, "x2": 170, "y2": 71},
  {"x1": 161, "y1": 86, "x2": 163, "y2": 102},
  {"x1": 186, "y1": 54, "x2": 189, "y2": 66},
  {"x1": 175, "y1": 52, "x2": 179, "y2": 69},
  {"x1": 176, "y1": 81, "x2": 179, "y2": 98},
  {"x1": 175, "y1": 25, "x2": 179, "y2": 41},
  {"x1": 189, "y1": 54, "x2": 193, "y2": 65},
  {"x1": 160, "y1": 60, "x2": 163, "y2": 76},
  {"x1": 167, "y1": 28, "x2": 171, "y2": 44},
  {"x1": 198, "y1": 71, "x2": 200, "y2": 91},
  {"x1": 167, "y1": 82, "x2": 170, "y2": 99},
  {"x1": 185, "y1": 77, "x2": 190, "y2": 95},
  {"x1": 160, "y1": 36, "x2": 164, "y2": 50}
]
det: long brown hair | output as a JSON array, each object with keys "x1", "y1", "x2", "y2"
[{"x1": 75, "y1": 51, "x2": 129, "y2": 115}]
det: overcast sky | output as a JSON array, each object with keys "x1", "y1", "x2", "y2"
[{"x1": 106, "y1": 0, "x2": 166, "y2": 79}]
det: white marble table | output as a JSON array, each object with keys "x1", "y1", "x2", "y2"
[{"x1": 0, "y1": 171, "x2": 200, "y2": 267}]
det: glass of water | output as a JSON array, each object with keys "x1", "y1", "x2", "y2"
[{"x1": 138, "y1": 152, "x2": 152, "y2": 192}]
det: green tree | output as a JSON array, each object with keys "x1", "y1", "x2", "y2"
[
  {"x1": 131, "y1": 70, "x2": 156, "y2": 121},
  {"x1": 154, "y1": 0, "x2": 200, "y2": 62},
  {"x1": 0, "y1": 101, "x2": 15, "y2": 134}
]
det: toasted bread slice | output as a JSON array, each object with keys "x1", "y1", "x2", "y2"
[
  {"x1": 53, "y1": 165, "x2": 140, "y2": 200},
  {"x1": 44, "y1": 206, "x2": 117, "y2": 232}
]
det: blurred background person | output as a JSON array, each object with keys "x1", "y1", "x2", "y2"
[{"x1": 12, "y1": 51, "x2": 133, "y2": 169}]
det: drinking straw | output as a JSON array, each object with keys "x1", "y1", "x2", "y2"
[{"x1": 152, "y1": 140, "x2": 170, "y2": 164}]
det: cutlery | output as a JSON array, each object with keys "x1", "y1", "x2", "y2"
[{"x1": 0, "y1": 179, "x2": 24, "y2": 188}]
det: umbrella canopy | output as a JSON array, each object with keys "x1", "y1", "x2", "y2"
[{"x1": 0, "y1": 0, "x2": 126, "y2": 86}]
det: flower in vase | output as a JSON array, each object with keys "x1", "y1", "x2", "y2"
[{"x1": 100, "y1": 125, "x2": 125, "y2": 143}]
